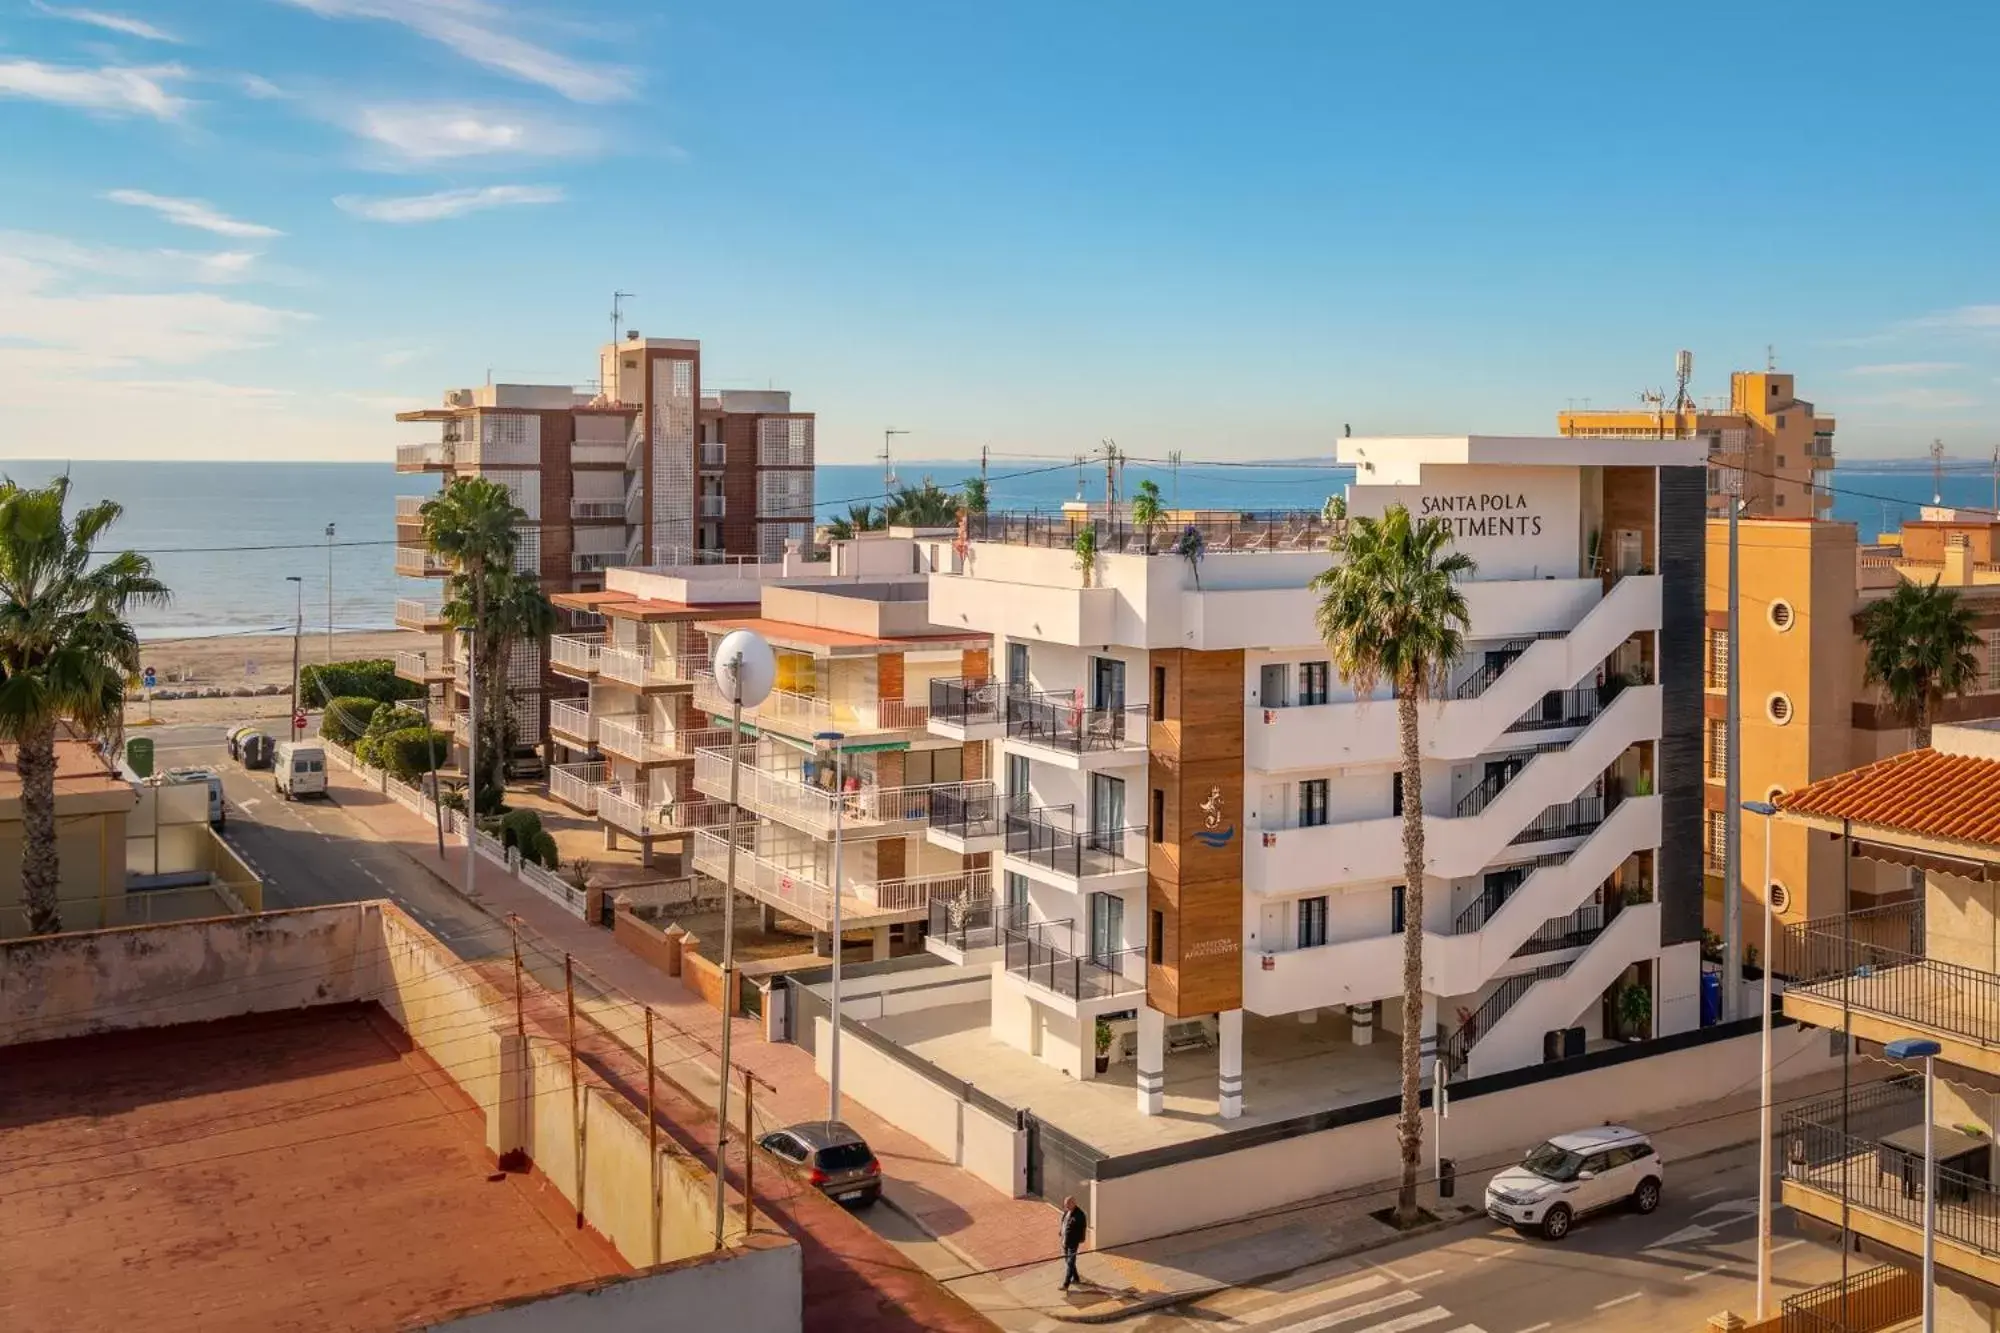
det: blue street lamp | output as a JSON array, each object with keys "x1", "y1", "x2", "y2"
[
  {"x1": 1742, "y1": 798, "x2": 1780, "y2": 1319},
  {"x1": 1885, "y1": 1035, "x2": 1944, "y2": 1333}
]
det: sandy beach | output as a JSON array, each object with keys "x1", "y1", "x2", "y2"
[{"x1": 129, "y1": 629, "x2": 430, "y2": 727}]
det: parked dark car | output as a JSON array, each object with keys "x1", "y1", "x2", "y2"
[{"x1": 757, "y1": 1121, "x2": 881, "y2": 1207}]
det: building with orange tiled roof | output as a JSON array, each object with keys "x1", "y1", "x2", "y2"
[{"x1": 1770, "y1": 720, "x2": 2000, "y2": 1315}]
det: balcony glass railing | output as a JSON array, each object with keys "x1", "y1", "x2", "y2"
[
  {"x1": 691, "y1": 671, "x2": 928, "y2": 734},
  {"x1": 690, "y1": 748, "x2": 952, "y2": 836},
  {"x1": 927, "y1": 781, "x2": 1007, "y2": 842},
  {"x1": 927, "y1": 893, "x2": 1025, "y2": 954},
  {"x1": 1003, "y1": 805, "x2": 1145, "y2": 880},
  {"x1": 1002, "y1": 922, "x2": 1143, "y2": 1001},
  {"x1": 1004, "y1": 690, "x2": 1147, "y2": 755},
  {"x1": 929, "y1": 676, "x2": 1008, "y2": 729},
  {"x1": 685, "y1": 830, "x2": 961, "y2": 926}
]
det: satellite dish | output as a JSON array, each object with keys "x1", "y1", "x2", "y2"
[{"x1": 714, "y1": 630, "x2": 776, "y2": 708}]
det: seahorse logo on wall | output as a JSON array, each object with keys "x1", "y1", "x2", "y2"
[{"x1": 1194, "y1": 786, "x2": 1235, "y2": 848}]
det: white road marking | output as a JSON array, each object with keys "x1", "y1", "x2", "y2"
[
  {"x1": 1772, "y1": 1239, "x2": 1805, "y2": 1255},
  {"x1": 1252, "y1": 1290, "x2": 1421, "y2": 1331},
  {"x1": 1332, "y1": 1310, "x2": 1449, "y2": 1333},
  {"x1": 358, "y1": 867, "x2": 384, "y2": 886},
  {"x1": 1399, "y1": 1270, "x2": 1444, "y2": 1284},
  {"x1": 1595, "y1": 1293, "x2": 1642, "y2": 1311},
  {"x1": 1688, "y1": 1185, "x2": 1729, "y2": 1199},
  {"x1": 1513, "y1": 1324, "x2": 1551, "y2": 1333},
  {"x1": 1232, "y1": 1274, "x2": 1391, "y2": 1326},
  {"x1": 1646, "y1": 1223, "x2": 1719, "y2": 1249},
  {"x1": 1682, "y1": 1261, "x2": 1733, "y2": 1282}
]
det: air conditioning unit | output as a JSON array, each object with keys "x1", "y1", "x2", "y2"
[{"x1": 445, "y1": 389, "x2": 473, "y2": 407}]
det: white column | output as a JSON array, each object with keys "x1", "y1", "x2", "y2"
[
  {"x1": 1135, "y1": 1006, "x2": 1165, "y2": 1116},
  {"x1": 1218, "y1": 1008, "x2": 1244, "y2": 1120},
  {"x1": 1346, "y1": 1003, "x2": 1373, "y2": 1045},
  {"x1": 871, "y1": 927, "x2": 892, "y2": 961}
]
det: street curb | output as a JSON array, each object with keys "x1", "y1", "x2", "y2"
[{"x1": 875, "y1": 1191, "x2": 990, "y2": 1278}]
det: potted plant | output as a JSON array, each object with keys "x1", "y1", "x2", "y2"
[
  {"x1": 1132, "y1": 479, "x2": 1164, "y2": 553},
  {"x1": 1170, "y1": 523, "x2": 1206, "y2": 588},
  {"x1": 1073, "y1": 525, "x2": 1100, "y2": 588},
  {"x1": 1616, "y1": 982, "x2": 1652, "y2": 1042},
  {"x1": 1094, "y1": 1017, "x2": 1113, "y2": 1073}
]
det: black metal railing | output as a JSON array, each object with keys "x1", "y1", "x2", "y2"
[
  {"x1": 1452, "y1": 640, "x2": 1532, "y2": 700},
  {"x1": 1775, "y1": 898, "x2": 1925, "y2": 985},
  {"x1": 1507, "y1": 686, "x2": 1600, "y2": 734},
  {"x1": 927, "y1": 894, "x2": 1026, "y2": 954},
  {"x1": 1004, "y1": 804, "x2": 1145, "y2": 879},
  {"x1": 1782, "y1": 1078, "x2": 2000, "y2": 1261},
  {"x1": 1005, "y1": 690, "x2": 1148, "y2": 753},
  {"x1": 929, "y1": 676, "x2": 1008, "y2": 728},
  {"x1": 1440, "y1": 963, "x2": 1567, "y2": 1073},
  {"x1": 1451, "y1": 853, "x2": 1571, "y2": 935},
  {"x1": 1510, "y1": 793, "x2": 1605, "y2": 846},
  {"x1": 968, "y1": 509, "x2": 1339, "y2": 555},
  {"x1": 927, "y1": 782, "x2": 1007, "y2": 841},
  {"x1": 1514, "y1": 900, "x2": 1609, "y2": 958},
  {"x1": 1003, "y1": 924, "x2": 1144, "y2": 1000},
  {"x1": 1779, "y1": 1264, "x2": 1920, "y2": 1333},
  {"x1": 1452, "y1": 744, "x2": 1567, "y2": 818}
]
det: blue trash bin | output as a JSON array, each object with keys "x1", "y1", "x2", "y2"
[{"x1": 1700, "y1": 970, "x2": 1722, "y2": 1026}]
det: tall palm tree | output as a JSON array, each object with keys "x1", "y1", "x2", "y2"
[
  {"x1": 958, "y1": 476, "x2": 989, "y2": 516},
  {"x1": 1310, "y1": 503, "x2": 1473, "y2": 1225},
  {"x1": 885, "y1": 479, "x2": 958, "y2": 526},
  {"x1": 1131, "y1": 479, "x2": 1164, "y2": 552},
  {"x1": 421, "y1": 477, "x2": 522, "y2": 810},
  {"x1": 823, "y1": 503, "x2": 884, "y2": 543},
  {"x1": 1861, "y1": 576, "x2": 1981, "y2": 747},
  {"x1": 465, "y1": 570, "x2": 558, "y2": 793},
  {"x1": 0, "y1": 478, "x2": 168, "y2": 934}
]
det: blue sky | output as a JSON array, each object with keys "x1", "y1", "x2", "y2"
[{"x1": 2, "y1": 1, "x2": 1996, "y2": 463}]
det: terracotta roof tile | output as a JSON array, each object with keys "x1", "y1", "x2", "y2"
[{"x1": 1778, "y1": 747, "x2": 2000, "y2": 847}]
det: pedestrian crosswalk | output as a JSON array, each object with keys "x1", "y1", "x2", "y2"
[{"x1": 1215, "y1": 1270, "x2": 1487, "y2": 1333}]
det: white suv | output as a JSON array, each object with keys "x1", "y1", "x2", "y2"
[{"x1": 1484, "y1": 1125, "x2": 1662, "y2": 1240}]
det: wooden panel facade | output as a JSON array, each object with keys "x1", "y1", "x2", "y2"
[{"x1": 1146, "y1": 648, "x2": 1246, "y2": 1019}]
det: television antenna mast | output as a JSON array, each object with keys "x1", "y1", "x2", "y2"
[
  {"x1": 881, "y1": 429, "x2": 909, "y2": 493},
  {"x1": 1932, "y1": 438, "x2": 1946, "y2": 505},
  {"x1": 610, "y1": 291, "x2": 634, "y2": 349},
  {"x1": 1670, "y1": 350, "x2": 1695, "y2": 436}
]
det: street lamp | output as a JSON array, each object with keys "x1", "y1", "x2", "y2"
[
  {"x1": 711, "y1": 628, "x2": 774, "y2": 1250},
  {"x1": 286, "y1": 576, "x2": 304, "y2": 740},
  {"x1": 1885, "y1": 1035, "x2": 1943, "y2": 1333},
  {"x1": 1743, "y1": 797, "x2": 1780, "y2": 1320},
  {"x1": 816, "y1": 729, "x2": 847, "y2": 1122}
]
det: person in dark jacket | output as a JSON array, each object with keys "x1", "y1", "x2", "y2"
[{"x1": 1058, "y1": 1196, "x2": 1087, "y2": 1290}]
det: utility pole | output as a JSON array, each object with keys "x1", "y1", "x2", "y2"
[
  {"x1": 1101, "y1": 439, "x2": 1122, "y2": 515},
  {"x1": 1169, "y1": 449, "x2": 1182, "y2": 512},
  {"x1": 1932, "y1": 438, "x2": 1946, "y2": 506},
  {"x1": 881, "y1": 428, "x2": 909, "y2": 495},
  {"x1": 325, "y1": 522, "x2": 336, "y2": 662},
  {"x1": 286, "y1": 576, "x2": 303, "y2": 741},
  {"x1": 1990, "y1": 443, "x2": 1998, "y2": 516},
  {"x1": 1722, "y1": 474, "x2": 1742, "y2": 1022}
]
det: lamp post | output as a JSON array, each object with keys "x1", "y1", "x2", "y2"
[
  {"x1": 1743, "y1": 797, "x2": 1780, "y2": 1320},
  {"x1": 712, "y1": 629, "x2": 774, "y2": 1250},
  {"x1": 816, "y1": 729, "x2": 847, "y2": 1122},
  {"x1": 1885, "y1": 1036, "x2": 1943, "y2": 1333},
  {"x1": 286, "y1": 576, "x2": 303, "y2": 740},
  {"x1": 325, "y1": 522, "x2": 337, "y2": 662}
]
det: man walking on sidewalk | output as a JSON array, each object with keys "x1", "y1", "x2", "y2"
[{"x1": 1059, "y1": 1195, "x2": 1088, "y2": 1291}]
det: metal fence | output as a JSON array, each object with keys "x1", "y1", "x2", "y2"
[
  {"x1": 1775, "y1": 898, "x2": 1925, "y2": 984},
  {"x1": 1003, "y1": 805, "x2": 1145, "y2": 879},
  {"x1": 968, "y1": 508, "x2": 1338, "y2": 555},
  {"x1": 1510, "y1": 793, "x2": 1605, "y2": 846},
  {"x1": 1003, "y1": 926, "x2": 1143, "y2": 1001},
  {"x1": 929, "y1": 676, "x2": 1006, "y2": 728},
  {"x1": 927, "y1": 782, "x2": 1004, "y2": 842},
  {"x1": 1507, "y1": 685, "x2": 1601, "y2": 733},
  {"x1": 1780, "y1": 1264, "x2": 1920, "y2": 1333},
  {"x1": 1005, "y1": 690, "x2": 1147, "y2": 754}
]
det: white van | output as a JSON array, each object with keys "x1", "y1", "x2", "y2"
[
  {"x1": 274, "y1": 742, "x2": 328, "y2": 800},
  {"x1": 164, "y1": 767, "x2": 225, "y2": 826}
]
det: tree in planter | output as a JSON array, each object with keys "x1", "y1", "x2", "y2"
[
  {"x1": 1171, "y1": 524, "x2": 1206, "y2": 588},
  {"x1": 1310, "y1": 503, "x2": 1474, "y2": 1226},
  {"x1": 1094, "y1": 1017, "x2": 1114, "y2": 1072},
  {"x1": 0, "y1": 478, "x2": 168, "y2": 934},
  {"x1": 1073, "y1": 525, "x2": 1101, "y2": 588},
  {"x1": 1131, "y1": 480, "x2": 1164, "y2": 553},
  {"x1": 1615, "y1": 982, "x2": 1653, "y2": 1041}
]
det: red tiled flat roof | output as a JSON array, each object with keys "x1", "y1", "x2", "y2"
[
  {"x1": 1778, "y1": 746, "x2": 2000, "y2": 847},
  {"x1": 695, "y1": 616, "x2": 987, "y2": 653}
]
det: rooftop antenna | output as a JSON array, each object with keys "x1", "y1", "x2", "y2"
[
  {"x1": 1100, "y1": 438, "x2": 1123, "y2": 512},
  {"x1": 1766, "y1": 343, "x2": 1777, "y2": 372},
  {"x1": 1992, "y1": 442, "x2": 1999, "y2": 516},
  {"x1": 1075, "y1": 454, "x2": 1086, "y2": 501},
  {"x1": 1932, "y1": 438, "x2": 1946, "y2": 505},
  {"x1": 881, "y1": 428, "x2": 909, "y2": 494},
  {"x1": 1639, "y1": 388, "x2": 1666, "y2": 439},
  {"x1": 1671, "y1": 350, "x2": 1695, "y2": 437},
  {"x1": 610, "y1": 291, "x2": 634, "y2": 350}
]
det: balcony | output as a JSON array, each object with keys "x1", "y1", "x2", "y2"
[
  {"x1": 689, "y1": 749, "x2": 965, "y2": 840},
  {"x1": 571, "y1": 439, "x2": 626, "y2": 466},
  {"x1": 394, "y1": 650, "x2": 453, "y2": 685},
  {"x1": 686, "y1": 830, "x2": 954, "y2": 932},
  {"x1": 395, "y1": 442, "x2": 455, "y2": 472},
  {"x1": 598, "y1": 717, "x2": 677, "y2": 765},
  {"x1": 690, "y1": 671, "x2": 929, "y2": 739},
  {"x1": 700, "y1": 442, "x2": 726, "y2": 470},
  {"x1": 549, "y1": 761, "x2": 606, "y2": 813},
  {"x1": 571, "y1": 498, "x2": 626, "y2": 521},
  {"x1": 600, "y1": 645, "x2": 693, "y2": 692},
  {"x1": 1002, "y1": 804, "x2": 1147, "y2": 893},
  {"x1": 926, "y1": 891, "x2": 1023, "y2": 962},
  {"x1": 395, "y1": 546, "x2": 451, "y2": 578},
  {"x1": 394, "y1": 495, "x2": 427, "y2": 525},
  {"x1": 573, "y1": 551, "x2": 632, "y2": 574},
  {"x1": 1003, "y1": 691, "x2": 1147, "y2": 770},
  {"x1": 1783, "y1": 1079, "x2": 2000, "y2": 1287},
  {"x1": 925, "y1": 781, "x2": 1006, "y2": 853},
  {"x1": 394, "y1": 598, "x2": 446, "y2": 633},
  {"x1": 928, "y1": 677, "x2": 1007, "y2": 740},
  {"x1": 1002, "y1": 921, "x2": 1144, "y2": 1009},
  {"x1": 547, "y1": 699, "x2": 595, "y2": 746},
  {"x1": 700, "y1": 495, "x2": 726, "y2": 519},
  {"x1": 597, "y1": 787, "x2": 733, "y2": 840},
  {"x1": 549, "y1": 634, "x2": 604, "y2": 679}
]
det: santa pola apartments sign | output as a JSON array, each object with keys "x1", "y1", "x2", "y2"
[{"x1": 1418, "y1": 491, "x2": 1544, "y2": 539}]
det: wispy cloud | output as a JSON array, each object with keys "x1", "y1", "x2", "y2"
[
  {"x1": 1848, "y1": 386, "x2": 1983, "y2": 412},
  {"x1": 278, "y1": 0, "x2": 636, "y2": 103},
  {"x1": 0, "y1": 255, "x2": 307, "y2": 365},
  {"x1": 237, "y1": 73, "x2": 286, "y2": 99},
  {"x1": 0, "y1": 59, "x2": 189, "y2": 118},
  {"x1": 1845, "y1": 361, "x2": 1965, "y2": 378},
  {"x1": 0, "y1": 231, "x2": 275, "y2": 285},
  {"x1": 1903, "y1": 305, "x2": 2000, "y2": 334},
  {"x1": 347, "y1": 103, "x2": 597, "y2": 164},
  {"x1": 378, "y1": 347, "x2": 429, "y2": 368},
  {"x1": 106, "y1": 189, "x2": 283, "y2": 238},
  {"x1": 335, "y1": 183, "x2": 564, "y2": 223},
  {"x1": 30, "y1": 2, "x2": 183, "y2": 43}
]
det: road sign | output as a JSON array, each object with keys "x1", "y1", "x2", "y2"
[
  {"x1": 293, "y1": 711, "x2": 308, "y2": 732},
  {"x1": 142, "y1": 666, "x2": 156, "y2": 689}
]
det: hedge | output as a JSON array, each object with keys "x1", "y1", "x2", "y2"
[
  {"x1": 320, "y1": 696, "x2": 384, "y2": 744},
  {"x1": 300, "y1": 659, "x2": 423, "y2": 707},
  {"x1": 377, "y1": 727, "x2": 451, "y2": 781}
]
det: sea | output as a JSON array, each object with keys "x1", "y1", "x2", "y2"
[{"x1": 6, "y1": 458, "x2": 1987, "y2": 641}]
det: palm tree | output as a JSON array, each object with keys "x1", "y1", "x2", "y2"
[
  {"x1": 1860, "y1": 576, "x2": 1981, "y2": 747},
  {"x1": 421, "y1": 477, "x2": 522, "y2": 811},
  {"x1": 0, "y1": 478, "x2": 168, "y2": 934},
  {"x1": 823, "y1": 503, "x2": 884, "y2": 543},
  {"x1": 1310, "y1": 503, "x2": 1474, "y2": 1225},
  {"x1": 885, "y1": 479, "x2": 958, "y2": 526},
  {"x1": 445, "y1": 569, "x2": 557, "y2": 795},
  {"x1": 958, "y1": 476, "x2": 989, "y2": 516},
  {"x1": 1131, "y1": 479, "x2": 1164, "y2": 552}
]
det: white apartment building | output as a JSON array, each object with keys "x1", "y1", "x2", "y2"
[
  {"x1": 918, "y1": 435, "x2": 1710, "y2": 1118},
  {"x1": 545, "y1": 532, "x2": 994, "y2": 953}
]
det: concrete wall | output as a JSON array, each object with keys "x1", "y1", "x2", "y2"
[
  {"x1": 0, "y1": 903, "x2": 379, "y2": 1046},
  {"x1": 425, "y1": 1239, "x2": 801, "y2": 1332},
  {"x1": 1088, "y1": 1021, "x2": 1846, "y2": 1247},
  {"x1": 812, "y1": 1015, "x2": 1026, "y2": 1197}
]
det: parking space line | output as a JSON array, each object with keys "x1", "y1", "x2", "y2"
[
  {"x1": 1595, "y1": 1293, "x2": 1642, "y2": 1311},
  {"x1": 1683, "y1": 1262, "x2": 1732, "y2": 1282}
]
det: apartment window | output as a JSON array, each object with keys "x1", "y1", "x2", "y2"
[
  {"x1": 1300, "y1": 661, "x2": 1331, "y2": 706},
  {"x1": 905, "y1": 747, "x2": 962, "y2": 786},
  {"x1": 1988, "y1": 631, "x2": 2000, "y2": 691},
  {"x1": 1391, "y1": 885, "x2": 1406, "y2": 935},
  {"x1": 1391, "y1": 771, "x2": 1404, "y2": 816},
  {"x1": 1152, "y1": 665, "x2": 1168, "y2": 719},
  {"x1": 1299, "y1": 779, "x2": 1329, "y2": 828},
  {"x1": 1297, "y1": 896, "x2": 1328, "y2": 949},
  {"x1": 1707, "y1": 720, "x2": 1729, "y2": 779},
  {"x1": 1776, "y1": 455, "x2": 1787, "y2": 467},
  {"x1": 1776, "y1": 493, "x2": 1786, "y2": 508},
  {"x1": 1150, "y1": 910, "x2": 1164, "y2": 964},
  {"x1": 1006, "y1": 753, "x2": 1031, "y2": 807},
  {"x1": 1707, "y1": 629, "x2": 1730, "y2": 689},
  {"x1": 1091, "y1": 656, "x2": 1126, "y2": 710},
  {"x1": 1088, "y1": 892, "x2": 1124, "y2": 963},
  {"x1": 1777, "y1": 414, "x2": 1787, "y2": 428},
  {"x1": 1007, "y1": 641, "x2": 1029, "y2": 689},
  {"x1": 1004, "y1": 871, "x2": 1029, "y2": 922},
  {"x1": 1705, "y1": 813, "x2": 1728, "y2": 869},
  {"x1": 1151, "y1": 788, "x2": 1166, "y2": 844}
]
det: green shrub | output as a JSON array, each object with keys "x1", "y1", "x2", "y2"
[
  {"x1": 321, "y1": 696, "x2": 383, "y2": 744},
  {"x1": 377, "y1": 727, "x2": 450, "y2": 781},
  {"x1": 529, "y1": 829, "x2": 561, "y2": 870},
  {"x1": 300, "y1": 659, "x2": 423, "y2": 706},
  {"x1": 356, "y1": 704, "x2": 425, "y2": 766},
  {"x1": 499, "y1": 808, "x2": 544, "y2": 851}
]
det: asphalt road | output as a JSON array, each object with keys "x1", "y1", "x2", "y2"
[{"x1": 1107, "y1": 1141, "x2": 1853, "y2": 1333}]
